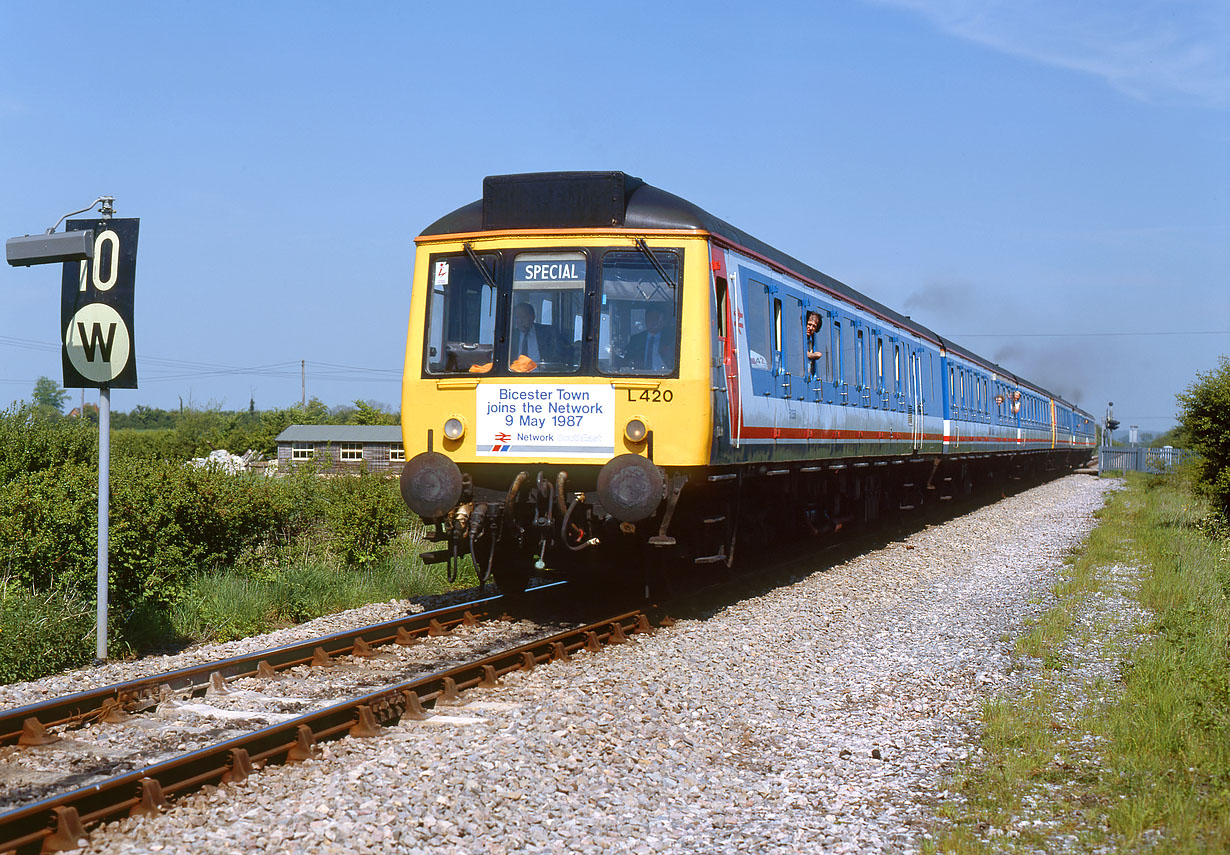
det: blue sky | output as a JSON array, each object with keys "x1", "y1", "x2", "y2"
[{"x1": 2, "y1": 0, "x2": 1226, "y2": 432}]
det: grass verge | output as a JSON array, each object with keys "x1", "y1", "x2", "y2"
[
  {"x1": 167, "y1": 544, "x2": 481, "y2": 645},
  {"x1": 0, "y1": 582, "x2": 96, "y2": 684},
  {"x1": 931, "y1": 473, "x2": 1230, "y2": 853},
  {"x1": 0, "y1": 535, "x2": 481, "y2": 683}
]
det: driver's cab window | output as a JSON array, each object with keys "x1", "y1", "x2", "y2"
[
  {"x1": 598, "y1": 249, "x2": 680, "y2": 375},
  {"x1": 507, "y1": 252, "x2": 585, "y2": 374},
  {"x1": 424, "y1": 253, "x2": 497, "y2": 374}
]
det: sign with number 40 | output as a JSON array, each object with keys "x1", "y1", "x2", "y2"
[{"x1": 59, "y1": 218, "x2": 139, "y2": 388}]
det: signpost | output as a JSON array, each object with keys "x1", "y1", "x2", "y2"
[
  {"x1": 60, "y1": 215, "x2": 138, "y2": 661},
  {"x1": 5, "y1": 197, "x2": 138, "y2": 661}
]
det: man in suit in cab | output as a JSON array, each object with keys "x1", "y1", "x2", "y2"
[
  {"x1": 511, "y1": 302, "x2": 562, "y2": 369},
  {"x1": 625, "y1": 304, "x2": 675, "y2": 373}
]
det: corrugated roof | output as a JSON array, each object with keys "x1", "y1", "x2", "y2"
[{"x1": 275, "y1": 425, "x2": 403, "y2": 443}]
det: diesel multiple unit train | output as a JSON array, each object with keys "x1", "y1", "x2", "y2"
[{"x1": 399, "y1": 172, "x2": 1096, "y2": 592}]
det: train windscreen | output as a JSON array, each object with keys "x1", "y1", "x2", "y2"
[
  {"x1": 421, "y1": 246, "x2": 680, "y2": 377},
  {"x1": 423, "y1": 252, "x2": 498, "y2": 374},
  {"x1": 597, "y1": 250, "x2": 679, "y2": 376}
]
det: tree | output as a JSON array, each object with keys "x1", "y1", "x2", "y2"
[
  {"x1": 31, "y1": 376, "x2": 69, "y2": 415},
  {"x1": 348, "y1": 400, "x2": 398, "y2": 426},
  {"x1": 1176, "y1": 356, "x2": 1230, "y2": 517},
  {"x1": 1149, "y1": 425, "x2": 1187, "y2": 448}
]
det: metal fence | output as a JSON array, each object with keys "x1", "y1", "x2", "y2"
[{"x1": 1099, "y1": 446, "x2": 1193, "y2": 474}]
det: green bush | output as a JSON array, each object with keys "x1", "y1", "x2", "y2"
[
  {"x1": 1177, "y1": 356, "x2": 1230, "y2": 518},
  {"x1": 323, "y1": 471, "x2": 412, "y2": 565},
  {"x1": 0, "y1": 462, "x2": 98, "y2": 590},
  {"x1": 107, "y1": 459, "x2": 295, "y2": 603},
  {"x1": 0, "y1": 405, "x2": 426, "y2": 677},
  {"x1": 0, "y1": 457, "x2": 298, "y2": 607},
  {"x1": 0, "y1": 403, "x2": 96, "y2": 482},
  {"x1": 112, "y1": 428, "x2": 184, "y2": 461}
]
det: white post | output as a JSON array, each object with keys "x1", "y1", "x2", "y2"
[{"x1": 96, "y1": 384, "x2": 110, "y2": 661}]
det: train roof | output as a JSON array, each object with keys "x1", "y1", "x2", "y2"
[{"x1": 421, "y1": 171, "x2": 1086, "y2": 415}]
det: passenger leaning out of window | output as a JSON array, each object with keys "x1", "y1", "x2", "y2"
[{"x1": 805, "y1": 311, "x2": 824, "y2": 373}]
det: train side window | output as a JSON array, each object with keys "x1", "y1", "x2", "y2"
[
  {"x1": 893, "y1": 343, "x2": 901, "y2": 395},
  {"x1": 738, "y1": 282, "x2": 767, "y2": 373},
  {"x1": 743, "y1": 281, "x2": 771, "y2": 372},
  {"x1": 844, "y1": 322, "x2": 857, "y2": 388},
  {"x1": 856, "y1": 329, "x2": 865, "y2": 389},
  {"x1": 785, "y1": 296, "x2": 805, "y2": 380},
  {"x1": 831, "y1": 320, "x2": 842, "y2": 385},
  {"x1": 772, "y1": 297, "x2": 783, "y2": 374},
  {"x1": 929, "y1": 354, "x2": 934, "y2": 404},
  {"x1": 875, "y1": 337, "x2": 884, "y2": 394},
  {"x1": 805, "y1": 309, "x2": 824, "y2": 379},
  {"x1": 714, "y1": 276, "x2": 728, "y2": 339}
]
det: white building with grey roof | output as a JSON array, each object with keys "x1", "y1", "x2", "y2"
[{"x1": 274, "y1": 425, "x2": 404, "y2": 473}]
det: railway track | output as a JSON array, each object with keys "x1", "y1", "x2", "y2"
[
  {"x1": 1, "y1": 583, "x2": 571, "y2": 750},
  {"x1": 0, "y1": 583, "x2": 656, "y2": 854}
]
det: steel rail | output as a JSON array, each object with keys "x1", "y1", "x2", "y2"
[
  {"x1": 0, "y1": 582, "x2": 569, "y2": 748},
  {"x1": 0, "y1": 608, "x2": 652, "y2": 854}
]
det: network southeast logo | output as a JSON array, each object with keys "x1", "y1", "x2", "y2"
[{"x1": 491, "y1": 431, "x2": 512, "y2": 452}]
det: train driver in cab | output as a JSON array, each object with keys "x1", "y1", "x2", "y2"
[
  {"x1": 625, "y1": 304, "x2": 675, "y2": 373},
  {"x1": 510, "y1": 301, "x2": 562, "y2": 371}
]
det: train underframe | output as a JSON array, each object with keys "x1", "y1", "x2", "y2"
[{"x1": 401, "y1": 449, "x2": 1093, "y2": 595}]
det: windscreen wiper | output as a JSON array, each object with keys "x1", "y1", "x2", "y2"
[
  {"x1": 634, "y1": 238, "x2": 677, "y2": 296},
  {"x1": 463, "y1": 243, "x2": 498, "y2": 290},
  {"x1": 463, "y1": 242, "x2": 498, "y2": 317}
]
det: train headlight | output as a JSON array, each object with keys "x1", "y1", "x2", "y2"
[
  {"x1": 443, "y1": 417, "x2": 466, "y2": 441},
  {"x1": 624, "y1": 418, "x2": 648, "y2": 443}
]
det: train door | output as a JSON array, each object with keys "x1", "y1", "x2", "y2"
[
  {"x1": 781, "y1": 295, "x2": 805, "y2": 402},
  {"x1": 1012, "y1": 386, "x2": 1023, "y2": 445},
  {"x1": 710, "y1": 246, "x2": 734, "y2": 459},
  {"x1": 821, "y1": 310, "x2": 837, "y2": 405},
  {"x1": 837, "y1": 318, "x2": 852, "y2": 406},
  {"x1": 872, "y1": 330, "x2": 885, "y2": 409},
  {"x1": 856, "y1": 325, "x2": 870, "y2": 407},
  {"x1": 907, "y1": 346, "x2": 923, "y2": 452},
  {"x1": 779, "y1": 295, "x2": 805, "y2": 458},
  {"x1": 949, "y1": 362, "x2": 961, "y2": 451}
]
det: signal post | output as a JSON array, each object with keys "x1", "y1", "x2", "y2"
[{"x1": 7, "y1": 198, "x2": 139, "y2": 660}]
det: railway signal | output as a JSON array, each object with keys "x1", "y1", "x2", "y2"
[
  {"x1": 1104, "y1": 402, "x2": 1119, "y2": 446},
  {"x1": 6, "y1": 196, "x2": 139, "y2": 661}
]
